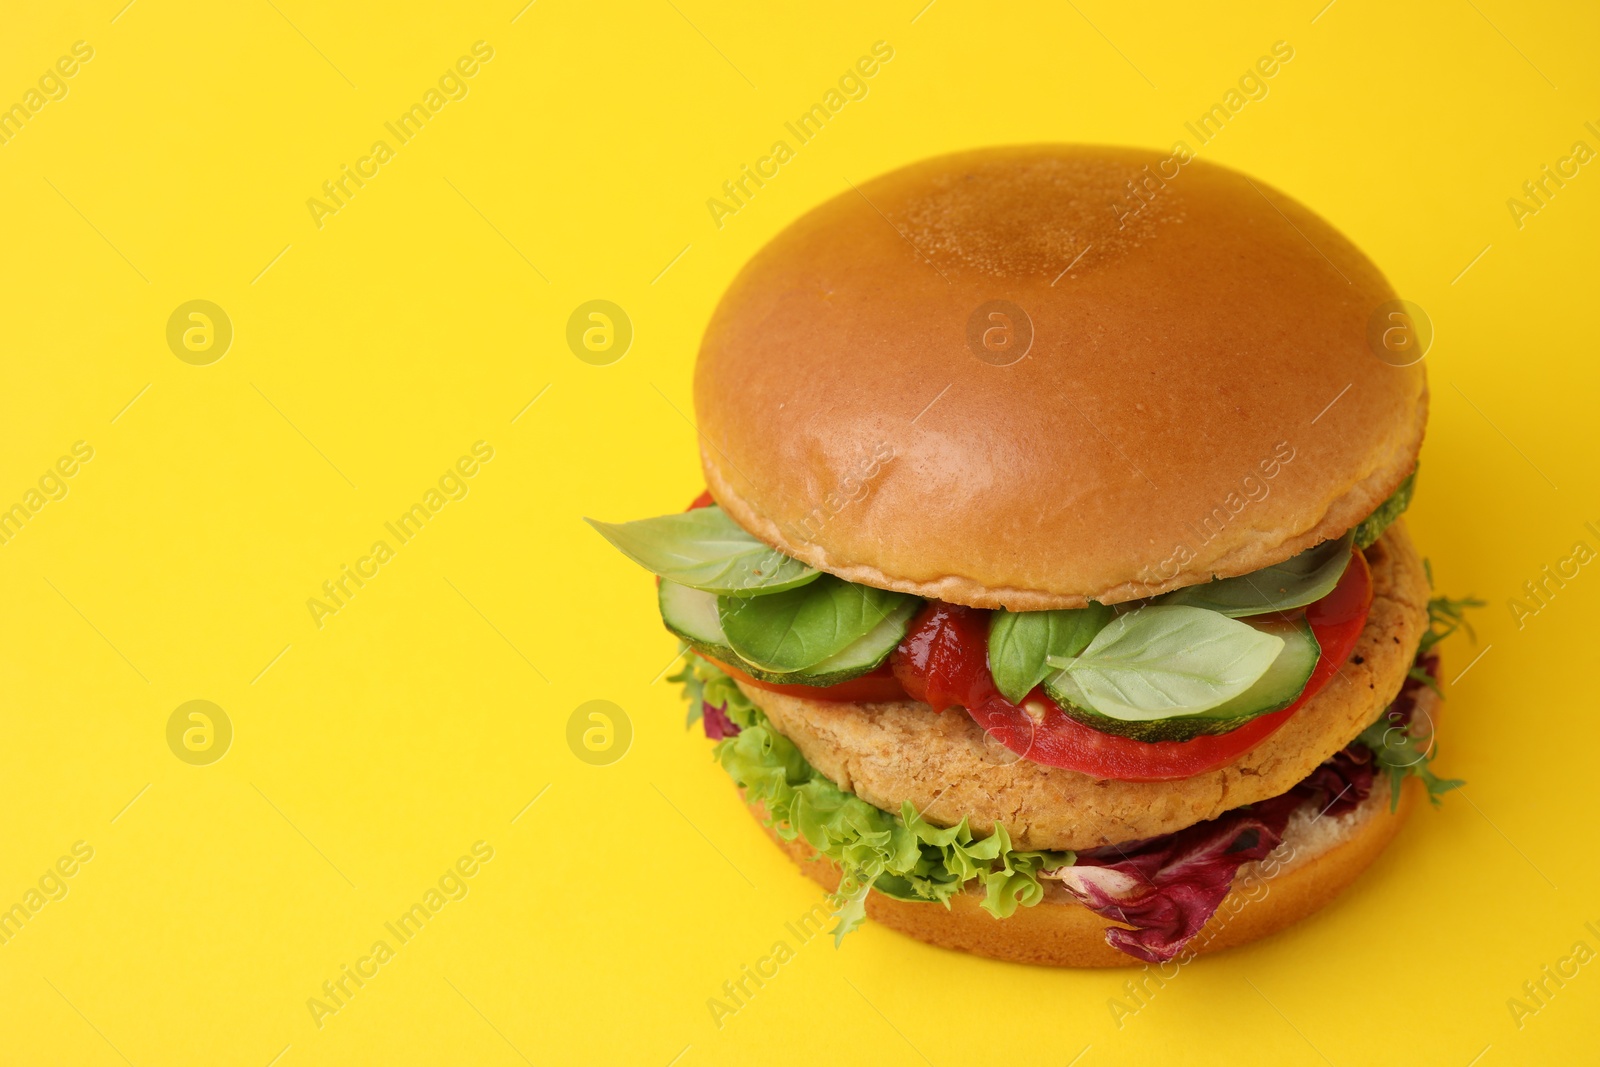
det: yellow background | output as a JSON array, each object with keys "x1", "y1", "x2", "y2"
[{"x1": 2, "y1": 1, "x2": 1596, "y2": 1063}]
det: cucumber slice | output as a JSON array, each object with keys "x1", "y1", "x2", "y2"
[
  {"x1": 804, "y1": 596, "x2": 920, "y2": 679},
  {"x1": 658, "y1": 581, "x2": 918, "y2": 688},
  {"x1": 1044, "y1": 616, "x2": 1321, "y2": 742},
  {"x1": 1198, "y1": 617, "x2": 1321, "y2": 719},
  {"x1": 659, "y1": 580, "x2": 732, "y2": 654}
]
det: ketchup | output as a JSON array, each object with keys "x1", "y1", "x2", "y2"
[
  {"x1": 881, "y1": 549, "x2": 1375, "y2": 781},
  {"x1": 889, "y1": 602, "x2": 1047, "y2": 756},
  {"x1": 684, "y1": 488, "x2": 1376, "y2": 781},
  {"x1": 890, "y1": 603, "x2": 992, "y2": 712}
]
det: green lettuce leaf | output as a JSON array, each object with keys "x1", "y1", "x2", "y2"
[
  {"x1": 667, "y1": 657, "x2": 707, "y2": 728},
  {"x1": 673, "y1": 654, "x2": 1073, "y2": 942}
]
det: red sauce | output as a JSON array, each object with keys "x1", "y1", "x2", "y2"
[
  {"x1": 687, "y1": 489, "x2": 1375, "y2": 781},
  {"x1": 890, "y1": 603, "x2": 992, "y2": 712},
  {"x1": 880, "y1": 549, "x2": 1375, "y2": 781}
]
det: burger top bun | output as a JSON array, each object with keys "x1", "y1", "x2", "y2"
[{"x1": 695, "y1": 145, "x2": 1426, "y2": 609}]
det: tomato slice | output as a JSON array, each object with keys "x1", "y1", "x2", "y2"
[
  {"x1": 687, "y1": 490, "x2": 716, "y2": 510},
  {"x1": 707, "y1": 657, "x2": 909, "y2": 703},
  {"x1": 900, "y1": 548, "x2": 1375, "y2": 782},
  {"x1": 682, "y1": 481, "x2": 1376, "y2": 782}
]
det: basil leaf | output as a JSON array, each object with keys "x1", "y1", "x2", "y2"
[
  {"x1": 1154, "y1": 533, "x2": 1353, "y2": 617},
  {"x1": 586, "y1": 506, "x2": 820, "y2": 596},
  {"x1": 987, "y1": 605, "x2": 1114, "y2": 704},
  {"x1": 1353, "y1": 468, "x2": 1416, "y2": 549},
  {"x1": 1046, "y1": 605, "x2": 1284, "y2": 721},
  {"x1": 717, "y1": 575, "x2": 913, "y2": 673}
]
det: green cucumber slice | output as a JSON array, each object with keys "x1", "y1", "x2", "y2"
[
  {"x1": 1197, "y1": 617, "x2": 1321, "y2": 719},
  {"x1": 804, "y1": 596, "x2": 920, "y2": 679},
  {"x1": 659, "y1": 579, "x2": 732, "y2": 655},
  {"x1": 659, "y1": 580, "x2": 917, "y2": 688},
  {"x1": 1044, "y1": 616, "x2": 1321, "y2": 742}
]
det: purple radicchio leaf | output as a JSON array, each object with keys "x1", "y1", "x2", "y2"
[
  {"x1": 1046, "y1": 746, "x2": 1376, "y2": 963},
  {"x1": 702, "y1": 702, "x2": 740, "y2": 740}
]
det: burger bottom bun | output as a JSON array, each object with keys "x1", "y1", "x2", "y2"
[{"x1": 751, "y1": 770, "x2": 1419, "y2": 968}]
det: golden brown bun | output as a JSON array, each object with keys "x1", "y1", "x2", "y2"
[
  {"x1": 736, "y1": 523, "x2": 1428, "y2": 851},
  {"x1": 696, "y1": 145, "x2": 1426, "y2": 609},
  {"x1": 755, "y1": 763, "x2": 1420, "y2": 968}
]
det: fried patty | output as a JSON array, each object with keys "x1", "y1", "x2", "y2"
[{"x1": 735, "y1": 523, "x2": 1430, "y2": 851}]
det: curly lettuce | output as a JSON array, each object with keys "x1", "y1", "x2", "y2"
[
  {"x1": 673, "y1": 654, "x2": 1073, "y2": 943},
  {"x1": 1416, "y1": 583, "x2": 1486, "y2": 660},
  {"x1": 1353, "y1": 586, "x2": 1478, "y2": 810},
  {"x1": 673, "y1": 576, "x2": 1481, "y2": 947},
  {"x1": 1355, "y1": 708, "x2": 1464, "y2": 811}
]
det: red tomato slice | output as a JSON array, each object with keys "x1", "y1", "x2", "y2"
[
  {"x1": 707, "y1": 657, "x2": 909, "y2": 703},
  {"x1": 911, "y1": 548, "x2": 1375, "y2": 782},
  {"x1": 682, "y1": 481, "x2": 1376, "y2": 780}
]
